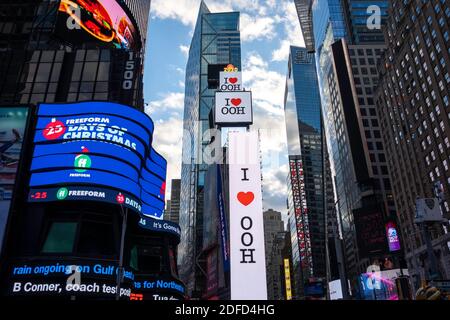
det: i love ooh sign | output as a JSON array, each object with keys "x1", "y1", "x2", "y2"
[
  {"x1": 228, "y1": 131, "x2": 267, "y2": 300},
  {"x1": 214, "y1": 65, "x2": 253, "y2": 125}
]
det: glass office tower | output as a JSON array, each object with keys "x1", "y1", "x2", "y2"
[
  {"x1": 308, "y1": 0, "x2": 398, "y2": 298},
  {"x1": 179, "y1": 2, "x2": 241, "y2": 298},
  {"x1": 285, "y1": 46, "x2": 337, "y2": 299}
]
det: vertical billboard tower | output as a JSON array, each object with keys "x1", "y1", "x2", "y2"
[{"x1": 213, "y1": 64, "x2": 266, "y2": 300}]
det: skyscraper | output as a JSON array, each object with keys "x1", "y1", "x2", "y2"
[
  {"x1": 179, "y1": 1, "x2": 241, "y2": 298},
  {"x1": 0, "y1": 0, "x2": 152, "y2": 256},
  {"x1": 376, "y1": 0, "x2": 450, "y2": 289},
  {"x1": 305, "y1": 0, "x2": 399, "y2": 297},
  {"x1": 0, "y1": 0, "x2": 186, "y2": 301},
  {"x1": 284, "y1": 46, "x2": 336, "y2": 299},
  {"x1": 167, "y1": 179, "x2": 181, "y2": 224},
  {"x1": 263, "y1": 209, "x2": 284, "y2": 300}
]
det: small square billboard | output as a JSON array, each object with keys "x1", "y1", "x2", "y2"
[{"x1": 214, "y1": 91, "x2": 252, "y2": 125}]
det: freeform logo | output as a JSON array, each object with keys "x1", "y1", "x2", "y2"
[
  {"x1": 57, "y1": 187, "x2": 69, "y2": 200},
  {"x1": 74, "y1": 147, "x2": 91, "y2": 173}
]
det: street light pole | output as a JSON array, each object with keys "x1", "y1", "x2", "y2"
[{"x1": 116, "y1": 206, "x2": 128, "y2": 300}]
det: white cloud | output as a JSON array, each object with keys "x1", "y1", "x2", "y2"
[
  {"x1": 147, "y1": 92, "x2": 184, "y2": 113},
  {"x1": 271, "y1": 1, "x2": 305, "y2": 62},
  {"x1": 271, "y1": 39, "x2": 291, "y2": 62},
  {"x1": 243, "y1": 52, "x2": 286, "y2": 114},
  {"x1": 240, "y1": 13, "x2": 276, "y2": 42},
  {"x1": 151, "y1": 117, "x2": 184, "y2": 201},
  {"x1": 179, "y1": 44, "x2": 189, "y2": 57}
]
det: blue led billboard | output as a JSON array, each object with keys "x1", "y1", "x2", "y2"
[{"x1": 29, "y1": 102, "x2": 167, "y2": 219}]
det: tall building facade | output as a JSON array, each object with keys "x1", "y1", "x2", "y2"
[
  {"x1": 0, "y1": 0, "x2": 151, "y2": 256},
  {"x1": 302, "y1": 0, "x2": 403, "y2": 297},
  {"x1": 263, "y1": 209, "x2": 284, "y2": 300},
  {"x1": 284, "y1": 46, "x2": 336, "y2": 299},
  {"x1": 179, "y1": 2, "x2": 241, "y2": 297},
  {"x1": 376, "y1": 0, "x2": 450, "y2": 289},
  {"x1": 0, "y1": 0, "x2": 186, "y2": 301},
  {"x1": 167, "y1": 179, "x2": 181, "y2": 224}
]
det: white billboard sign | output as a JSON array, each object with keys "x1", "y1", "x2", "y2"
[
  {"x1": 329, "y1": 280, "x2": 343, "y2": 300},
  {"x1": 415, "y1": 198, "x2": 446, "y2": 223},
  {"x1": 215, "y1": 91, "x2": 252, "y2": 125},
  {"x1": 219, "y1": 71, "x2": 242, "y2": 91},
  {"x1": 228, "y1": 131, "x2": 267, "y2": 300}
]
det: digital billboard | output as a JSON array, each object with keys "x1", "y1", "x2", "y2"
[
  {"x1": 385, "y1": 221, "x2": 401, "y2": 252},
  {"x1": 29, "y1": 102, "x2": 167, "y2": 220},
  {"x1": 0, "y1": 107, "x2": 29, "y2": 250},
  {"x1": 56, "y1": 0, "x2": 139, "y2": 50},
  {"x1": 353, "y1": 207, "x2": 388, "y2": 257}
]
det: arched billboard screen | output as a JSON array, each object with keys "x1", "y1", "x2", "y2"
[
  {"x1": 56, "y1": 0, "x2": 140, "y2": 50},
  {"x1": 28, "y1": 102, "x2": 166, "y2": 220}
]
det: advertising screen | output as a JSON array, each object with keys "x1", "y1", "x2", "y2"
[
  {"x1": 0, "y1": 107, "x2": 29, "y2": 249},
  {"x1": 385, "y1": 221, "x2": 401, "y2": 252},
  {"x1": 353, "y1": 207, "x2": 388, "y2": 257},
  {"x1": 56, "y1": 0, "x2": 139, "y2": 50},
  {"x1": 358, "y1": 269, "x2": 409, "y2": 300},
  {"x1": 29, "y1": 102, "x2": 166, "y2": 220}
]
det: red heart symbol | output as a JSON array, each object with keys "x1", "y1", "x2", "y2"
[
  {"x1": 231, "y1": 98, "x2": 241, "y2": 106},
  {"x1": 237, "y1": 192, "x2": 254, "y2": 206},
  {"x1": 229, "y1": 77, "x2": 238, "y2": 84}
]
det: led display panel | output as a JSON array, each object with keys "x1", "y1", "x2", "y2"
[
  {"x1": 29, "y1": 102, "x2": 167, "y2": 219},
  {"x1": 56, "y1": 0, "x2": 140, "y2": 50}
]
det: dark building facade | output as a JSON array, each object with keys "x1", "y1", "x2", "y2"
[
  {"x1": 263, "y1": 209, "x2": 284, "y2": 300},
  {"x1": 0, "y1": 0, "x2": 185, "y2": 301},
  {"x1": 179, "y1": 1, "x2": 241, "y2": 298},
  {"x1": 167, "y1": 179, "x2": 180, "y2": 224},
  {"x1": 376, "y1": 0, "x2": 450, "y2": 289},
  {"x1": 304, "y1": 0, "x2": 405, "y2": 298},
  {"x1": 284, "y1": 46, "x2": 337, "y2": 299}
]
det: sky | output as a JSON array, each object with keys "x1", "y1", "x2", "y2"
[{"x1": 143, "y1": 0, "x2": 305, "y2": 219}]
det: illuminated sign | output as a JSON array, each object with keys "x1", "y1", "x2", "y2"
[
  {"x1": 29, "y1": 102, "x2": 167, "y2": 220},
  {"x1": 215, "y1": 91, "x2": 253, "y2": 125},
  {"x1": 228, "y1": 131, "x2": 267, "y2": 300},
  {"x1": 289, "y1": 159, "x2": 313, "y2": 275},
  {"x1": 353, "y1": 207, "x2": 388, "y2": 257},
  {"x1": 284, "y1": 259, "x2": 292, "y2": 300},
  {"x1": 56, "y1": 0, "x2": 139, "y2": 50},
  {"x1": 29, "y1": 186, "x2": 143, "y2": 213},
  {"x1": 9, "y1": 261, "x2": 134, "y2": 298},
  {"x1": 385, "y1": 221, "x2": 401, "y2": 252},
  {"x1": 138, "y1": 216, "x2": 181, "y2": 243},
  {"x1": 224, "y1": 64, "x2": 239, "y2": 72}
]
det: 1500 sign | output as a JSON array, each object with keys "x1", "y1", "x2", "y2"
[{"x1": 123, "y1": 52, "x2": 136, "y2": 90}]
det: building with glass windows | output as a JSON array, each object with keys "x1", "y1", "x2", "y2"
[
  {"x1": 179, "y1": 1, "x2": 241, "y2": 298},
  {"x1": 375, "y1": 0, "x2": 450, "y2": 290},
  {"x1": 303, "y1": 0, "x2": 402, "y2": 298},
  {"x1": 0, "y1": 0, "x2": 186, "y2": 301},
  {"x1": 284, "y1": 46, "x2": 338, "y2": 299}
]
